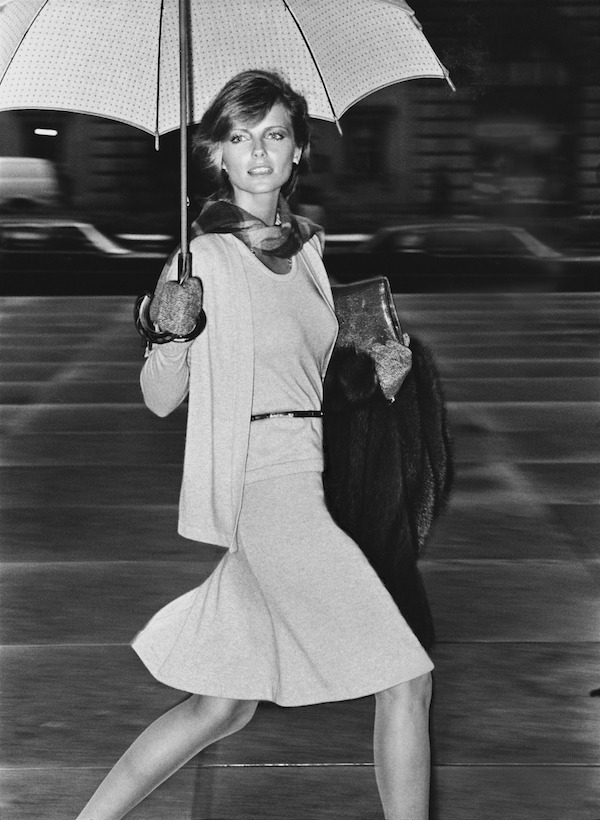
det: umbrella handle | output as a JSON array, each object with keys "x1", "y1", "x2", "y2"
[
  {"x1": 178, "y1": 250, "x2": 192, "y2": 283},
  {"x1": 133, "y1": 247, "x2": 206, "y2": 346},
  {"x1": 134, "y1": 292, "x2": 207, "y2": 345}
]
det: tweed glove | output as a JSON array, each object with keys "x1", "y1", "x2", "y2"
[
  {"x1": 152, "y1": 277, "x2": 204, "y2": 336},
  {"x1": 369, "y1": 334, "x2": 412, "y2": 401}
]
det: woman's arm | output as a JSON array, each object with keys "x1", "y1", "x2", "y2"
[
  {"x1": 139, "y1": 247, "x2": 197, "y2": 417},
  {"x1": 140, "y1": 233, "x2": 224, "y2": 417},
  {"x1": 140, "y1": 341, "x2": 192, "y2": 417}
]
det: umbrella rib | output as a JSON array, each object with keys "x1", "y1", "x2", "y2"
[
  {"x1": 280, "y1": 0, "x2": 342, "y2": 134},
  {"x1": 154, "y1": 0, "x2": 166, "y2": 149},
  {"x1": 0, "y1": 0, "x2": 52, "y2": 86}
]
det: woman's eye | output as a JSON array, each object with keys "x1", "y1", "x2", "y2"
[
  {"x1": 267, "y1": 130, "x2": 286, "y2": 140},
  {"x1": 230, "y1": 133, "x2": 247, "y2": 143}
]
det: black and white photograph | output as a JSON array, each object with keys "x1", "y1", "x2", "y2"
[{"x1": 0, "y1": 1, "x2": 598, "y2": 818}]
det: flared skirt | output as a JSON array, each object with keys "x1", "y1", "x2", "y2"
[{"x1": 132, "y1": 471, "x2": 433, "y2": 706}]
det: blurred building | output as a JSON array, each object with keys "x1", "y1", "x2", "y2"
[
  {"x1": 0, "y1": 0, "x2": 598, "y2": 233},
  {"x1": 0, "y1": 108, "x2": 181, "y2": 235},
  {"x1": 312, "y1": 0, "x2": 600, "y2": 230}
]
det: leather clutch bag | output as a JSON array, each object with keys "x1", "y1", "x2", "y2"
[{"x1": 331, "y1": 276, "x2": 402, "y2": 349}]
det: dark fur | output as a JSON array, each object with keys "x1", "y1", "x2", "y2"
[{"x1": 322, "y1": 337, "x2": 453, "y2": 650}]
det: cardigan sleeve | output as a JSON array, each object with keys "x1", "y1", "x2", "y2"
[
  {"x1": 140, "y1": 342, "x2": 192, "y2": 417},
  {"x1": 139, "y1": 234, "x2": 226, "y2": 418},
  {"x1": 140, "y1": 250, "x2": 194, "y2": 417}
]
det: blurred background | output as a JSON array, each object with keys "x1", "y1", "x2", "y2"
[
  {"x1": 1, "y1": 2, "x2": 599, "y2": 817},
  {"x1": 0, "y1": 0, "x2": 599, "y2": 295}
]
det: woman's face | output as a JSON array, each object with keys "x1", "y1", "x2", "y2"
[{"x1": 219, "y1": 102, "x2": 302, "y2": 209}]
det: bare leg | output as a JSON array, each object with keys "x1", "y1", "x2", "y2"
[
  {"x1": 76, "y1": 694, "x2": 258, "y2": 820},
  {"x1": 374, "y1": 672, "x2": 432, "y2": 820}
]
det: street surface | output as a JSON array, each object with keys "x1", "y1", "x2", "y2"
[{"x1": 0, "y1": 290, "x2": 599, "y2": 819}]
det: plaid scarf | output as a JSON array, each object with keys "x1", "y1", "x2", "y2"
[{"x1": 192, "y1": 196, "x2": 323, "y2": 275}]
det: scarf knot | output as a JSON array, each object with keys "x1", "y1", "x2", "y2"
[{"x1": 192, "y1": 196, "x2": 323, "y2": 274}]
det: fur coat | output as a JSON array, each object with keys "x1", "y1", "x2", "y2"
[{"x1": 322, "y1": 337, "x2": 453, "y2": 651}]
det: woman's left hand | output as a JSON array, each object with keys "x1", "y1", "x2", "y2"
[{"x1": 369, "y1": 339, "x2": 412, "y2": 401}]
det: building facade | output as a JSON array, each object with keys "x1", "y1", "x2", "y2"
[{"x1": 0, "y1": 0, "x2": 598, "y2": 234}]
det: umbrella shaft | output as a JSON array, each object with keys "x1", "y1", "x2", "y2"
[{"x1": 179, "y1": 0, "x2": 190, "y2": 262}]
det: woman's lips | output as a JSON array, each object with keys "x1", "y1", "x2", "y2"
[{"x1": 248, "y1": 166, "x2": 273, "y2": 175}]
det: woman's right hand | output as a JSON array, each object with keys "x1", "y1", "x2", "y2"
[{"x1": 152, "y1": 277, "x2": 204, "y2": 335}]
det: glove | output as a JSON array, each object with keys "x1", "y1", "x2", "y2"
[
  {"x1": 152, "y1": 276, "x2": 204, "y2": 336},
  {"x1": 369, "y1": 333, "x2": 412, "y2": 401}
]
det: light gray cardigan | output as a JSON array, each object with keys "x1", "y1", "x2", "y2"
[{"x1": 141, "y1": 232, "x2": 337, "y2": 552}]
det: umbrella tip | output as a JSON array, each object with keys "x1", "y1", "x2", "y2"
[
  {"x1": 441, "y1": 65, "x2": 456, "y2": 92},
  {"x1": 154, "y1": 133, "x2": 160, "y2": 151}
]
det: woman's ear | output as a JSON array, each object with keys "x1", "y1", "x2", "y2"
[{"x1": 293, "y1": 147, "x2": 302, "y2": 165}]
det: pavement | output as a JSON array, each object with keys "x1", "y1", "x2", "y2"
[{"x1": 0, "y1": 291, "x2": 599, "y2": 819}]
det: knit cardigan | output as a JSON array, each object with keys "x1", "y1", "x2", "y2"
[{"x1": 140, "y1": 232, "x2": 337, "y2": 552}]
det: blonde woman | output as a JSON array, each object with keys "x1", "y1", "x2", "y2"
[{"x1": 76, "y1": 69, "x2": 432, "y2": 820}]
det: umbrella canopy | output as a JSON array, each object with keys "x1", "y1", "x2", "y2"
[
  {"x1": 0, "y1": 0, "x2": 451, "y2": 342},
  {"x1": 0, "y1": 0, "x2": 451, "y2": 138}
]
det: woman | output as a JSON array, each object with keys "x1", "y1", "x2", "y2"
[{"x1": 76, "y1": 69, "x2": 433, "y2": 820}]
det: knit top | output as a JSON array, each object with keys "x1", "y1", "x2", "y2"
[
  {"x1": 245, "y1": 252, "x2": 337, "y2": 484},
  {"x1": 140, "y1": 233, "x2": 338, "y2": 551}
]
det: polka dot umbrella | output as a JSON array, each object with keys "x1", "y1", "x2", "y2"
[{"x1": 0, "y1": 0, "x2": 452, "y2": 341}]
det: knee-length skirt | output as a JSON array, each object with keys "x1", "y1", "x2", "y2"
[{"x1": 132, "y1": 470, "x2": 433, "y2": 706}]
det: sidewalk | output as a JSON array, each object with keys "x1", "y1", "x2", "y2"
[{"x1": 0, "y1": 292, "x2": 599, "y2": 819}]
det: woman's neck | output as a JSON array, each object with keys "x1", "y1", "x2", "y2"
[{"x1": 233, "y1": 191, "x2": 279, "y2": 226}]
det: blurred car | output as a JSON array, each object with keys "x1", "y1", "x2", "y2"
[
  {"x1": 324, "y1": 219, "x2": 565, "y2": 292},
  {"x1": 0, "y1": 156, "x2": 60, "y2": 210},
  {"x1": 324, "y1": 233, "x2": 373, "y2": 253},
  {"x1": 0, "y1": 217, "x2": 169, "y2": 295},
  {"x1": 554, "y1": 218, "x2": 600, "y2": 255},
  {"x1": 323, "y1": 233, "x2": 373, "y2": 284},
  {"x1": 116, "y1": 232, "x2": 176, "y2": 254},
  {"x1": 551, "y1": 218, "x2": 600, "y2": 291}
]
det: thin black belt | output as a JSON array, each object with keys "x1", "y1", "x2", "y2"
[{"x1": 250, "y1": 410, "x2": 323, "y2": 422}]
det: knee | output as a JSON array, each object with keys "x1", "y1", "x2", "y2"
[
  {"x1": 376, "y1": 672, "x2": 432, "y2": 715},
  {"x1": 186, "y1": 694, "x2": 258, "y2": 736}
]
